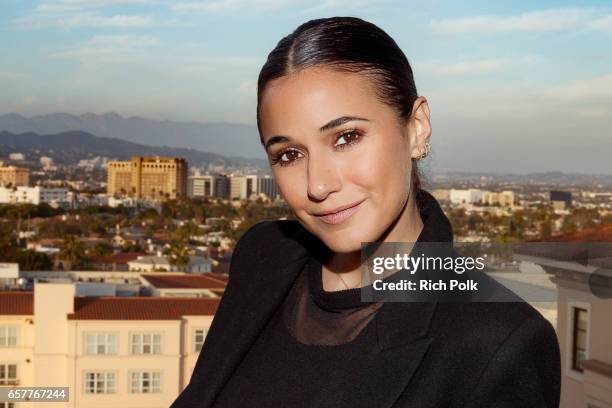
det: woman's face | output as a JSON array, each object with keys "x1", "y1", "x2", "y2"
[{"x1": 259, "y1": 66, "x2": 429, "y2": 253}]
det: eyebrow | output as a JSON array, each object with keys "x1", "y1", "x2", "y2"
[{"x1": 263, "y1": 116, "x2": 370, "y2": 150}]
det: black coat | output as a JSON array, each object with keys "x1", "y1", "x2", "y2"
[{"x1": 171, "y1": 199, "x2": 561, "y2": 407}]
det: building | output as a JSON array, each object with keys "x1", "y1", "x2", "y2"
[
  {"x1": 213, "y1": 174, "x2": 231, "y2": 199},
  {"x1": 187, "y1": 174, "x2": 215, "y2": 199},
  {"x1": 229, "y1": 175, "x2": 257, "y2": 200},
  {"x1": 8, "y1": 153, "x2": 25, "y2": 161},
  {"x1": 449, "y1": 188, "x2": 483, "y2": 205},
  {"x1": 140, "y1": 274, "x2": 227, "y2": 298},
  {"x1": 0, "y1": 186, "x2": 70, "y2": 206},
  {"x1": 257, "y1": 175, "x2": 280, "y2": 200},
  {"x1": 107, "y1": 157, "x2": 188, "y2": 201},
  {"x1": 482, "y1": 190, "x2": 515, "y2": 207},
  {"x1": 551, "y1": 190, "x2": 572, "y2": 210},
  {"x1": 0, "y1": 165, "x2": 29, "y2": 187},
  {"x1": 0, "y1": 284, "x2": 219, "y2": 408},
  {"x1": 127, "y1": 255, "x2": 212, "y2": 273}
]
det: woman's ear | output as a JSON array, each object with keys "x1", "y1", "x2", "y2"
[{"x1": 406, "y1": 96, "x2": 432, "y2": 159}]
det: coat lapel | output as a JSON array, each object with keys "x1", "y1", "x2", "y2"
[
  {"x1": 179, "y1": 221, "x2": 441, "y2": 408},
  {"x1": 181, "y1": 225, "x2": 311, "y2": 407}
]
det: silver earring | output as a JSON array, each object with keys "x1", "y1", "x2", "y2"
[{"x1": 418, "y1": 142, "x2": 431, "y2": 159}]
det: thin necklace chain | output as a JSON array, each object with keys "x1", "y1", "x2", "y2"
[{"x1": 337, "y1": 272, "x2": 359, "y2": 290}]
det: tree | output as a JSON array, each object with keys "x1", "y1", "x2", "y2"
[
  {"x1": 17, "y1": 250, "x2": 53, "y2": 271},
  {"x1": 58, "y1": 236, "x2": 86, "y2": 270},
  {"x1": 163, "y1": 240, "x2": 190, "y2": 271}
]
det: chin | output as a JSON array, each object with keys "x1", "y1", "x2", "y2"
[{"x1": 315, "y1": 226, "x2": 378, "y2": 254}]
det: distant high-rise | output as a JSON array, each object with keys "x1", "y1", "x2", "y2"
[
  {"x1": 550, "y1": 190, "x2": 572, "y2": 209},
  {"x1": 188, "y1": 174, "x2": 215, "y2": 198},
  {"x1": 107, "y1": 157, "x2": 187, "y2": 200},
  {"x1": 0, "y1": 165, "x2": 29, "y2": 187},
  {"x1": 230, "y1": 175, "x2": 258, "y2": 200},
  {"x1": 257, "y1": 175, "x2": 280, "y2": 200}
]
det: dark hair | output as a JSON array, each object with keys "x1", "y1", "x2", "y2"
[{"x1": 256, "y1": 16, "x2": 423, "y2": 192}]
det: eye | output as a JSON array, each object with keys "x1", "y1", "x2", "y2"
[
  {"x1": 269, "y1": 129, "x2": 364, "y2": 167},
  {"x1": 271, "y1": 148, "x2": 304, "y2": 167},
  {"x1": 334, "y1": 129, "x2": 364, "y2": 149}
]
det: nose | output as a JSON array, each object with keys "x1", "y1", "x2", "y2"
[{"x1": 306, "y1": 151, "x2": 341, "y2": 201}]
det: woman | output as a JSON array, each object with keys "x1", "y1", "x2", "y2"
[{"x1": 171, "y1": 17, "x2": 561, "y2": 408}]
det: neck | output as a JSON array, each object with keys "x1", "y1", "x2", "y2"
[{"x1": 321, "y1": 194, "x2": 424, "y2": 291}]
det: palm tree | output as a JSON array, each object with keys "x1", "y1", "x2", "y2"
[
  {"x1": 163, "y1": 240, "x2": 190, "y2": 272},
  {"x1": 58, "y1": 235, "x2": 86, "y2": 271}
]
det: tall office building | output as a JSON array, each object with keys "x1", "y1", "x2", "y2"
[
  {"x1": 107, "y1": 157, "x2": 188, "y2": 201},
  {"x1": 550, "y1": 190, "x2": 572, "y2": 209},
  {"x1": 188, "y1": 174, "x2": 215, "y2": 198},
  {"x1": 229, "y1": 175, "x2": 258, "y2": 200},
  {"x1": 0, "y1": 166, "x2": 30, "y2": 187},
  {"x1": 257, "y1": 175, "x2": 280, "y2": 200}
]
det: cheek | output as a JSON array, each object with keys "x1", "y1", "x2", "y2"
[
  {"x1": 346, "y1": 135, "x2": 410, "y2": 201},
  {"x1": 272, "y1": 168, "x2": 307, "y2": 210}
]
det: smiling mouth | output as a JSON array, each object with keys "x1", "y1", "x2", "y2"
[{"x1": 313, "y1": 199, "x2": 365, "y2": 225}]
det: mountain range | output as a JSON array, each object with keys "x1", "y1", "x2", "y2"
[
  {"x1": 0, "y1": 130, "x2": 266, "y2": 169},
  {"x1": 0, "y1": 112, "x2": 265, "y2": 160}
]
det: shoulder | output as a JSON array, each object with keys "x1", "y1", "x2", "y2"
[
  {"x1": 427, "y1": 302, "x2": 560, "y2": 406},
  {"x1": 432, "y1": 300, "x2": 556, "y2": 349},
  {"x1": 228, "y1": 219, "x2": 308, "y2": 279},
  {"x1": 451, "y1": 303, "x2": 561, "y2": 407},
  {"x1": 233, "y1": 219, "x2": 304, "y2": 256}
]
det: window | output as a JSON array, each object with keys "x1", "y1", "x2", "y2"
[
  {"x1": 0, "y1": 327, "x2": 17, "y2": 347},
  {"x1": 131, "y1": 334, "x2": 162, "y2": 354},
  {"x1": 0, "y1": 364, "x2": 18, "y2": 385},
  {"x1": 0, "y1": 403, "x2": 15, "y2": 408},
  {"x1": 85, "y1": 334, "x2": 117, "y2": 355},
  {"x1": 84, "y1": 372, "x2": 116, "y2": 394},
  {"x1": 130, "y1": 371, "x2": 161, "y2": 393},
  {"x1": 572, "y1": 307, "x2": 589, "y2": 372},
  {"x1": 194, "y1": 329, "x2": 208, "y2": 352}
]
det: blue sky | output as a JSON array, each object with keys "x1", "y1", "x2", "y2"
[{"x1": 1, "y1": 0, "x2": 611, "y2": 173}]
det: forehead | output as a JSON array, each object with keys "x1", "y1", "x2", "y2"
[{"x1": 259, "y1": 67, "x2": 392, "y2": 136}]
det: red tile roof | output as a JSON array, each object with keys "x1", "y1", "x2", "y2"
[
  {"x1": 208, "y1": 272, "x2": 229, "y2": 282},
  {"x1": 0, "y1": 292, "x2": 34, "y2": 315},
  {"x1": 68, "y1": 296, "x2": 220, "y2": 320},
  {"x1": 141, "y1": 274, "x2": 228, "y2": 289}
]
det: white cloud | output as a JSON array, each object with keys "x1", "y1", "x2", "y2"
[
  {"x1": 171, "y1": 0, "x2": 307, "y2": 13},
  {"x1": 543, "y1": 74, "x2": 612, "y2": 104},
  {"x1": 427, "y1": 73, "x2": 612, "y2": 120},
  {"x1": 87, "y1": 35, "x2": 160, "y2": 47},
  {"x1": 589, "y1": 15, "x2": 612, "y2": 30},
  {"x1": 430, "y1": 8, "x2": 609, "y2": 34},
  {"x1": 13, "y1": 0, "x2": 174, "y2": 29},
  {"x1": 415, "y1": 56, "x2": 540, "y2": 76},
  {"x1": 0, "y1": 71, "x2": 30, "y2": 81}
]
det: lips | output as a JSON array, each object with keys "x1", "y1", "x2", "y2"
[{"x1": 313, "y1": 199, "x2": 365, "y2": 225}]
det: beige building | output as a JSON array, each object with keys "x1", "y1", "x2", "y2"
[
  {"x1": 229, "y1": 175, "x2": 257, "y2": 200},
  {"x1": 0, "y1": 166, "x2": 29, "y2": 187},
  {"x1": 482, "y1": 190, "x2": 515, "y2": 207},
  {"x1": 515, "y1": 239, "x2": 612, "y2": 408},
  {"x1": 107, "y1": 157, "x2": 187, "y2": 201},
  {"x1": 0, "y1": 284, "x2": 219, "y2": 408}
]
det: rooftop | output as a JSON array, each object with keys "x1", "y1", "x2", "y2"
[
  {"x1": 142, "y1": 273, "x2": 227, "y2": 289},
  {"x1": 0, "y1": 291, "x2": 33, "y2": 315},
  {"x1": 68, "y1": 296, "x2": 220, "y2": 320}
]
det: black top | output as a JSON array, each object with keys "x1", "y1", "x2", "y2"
[
  {"x1": 212, "y1": 190, "x2": 456, "y2": 407},
  {"x1": 171, "y1": 189, "x2": 561, "y2": 408}
]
